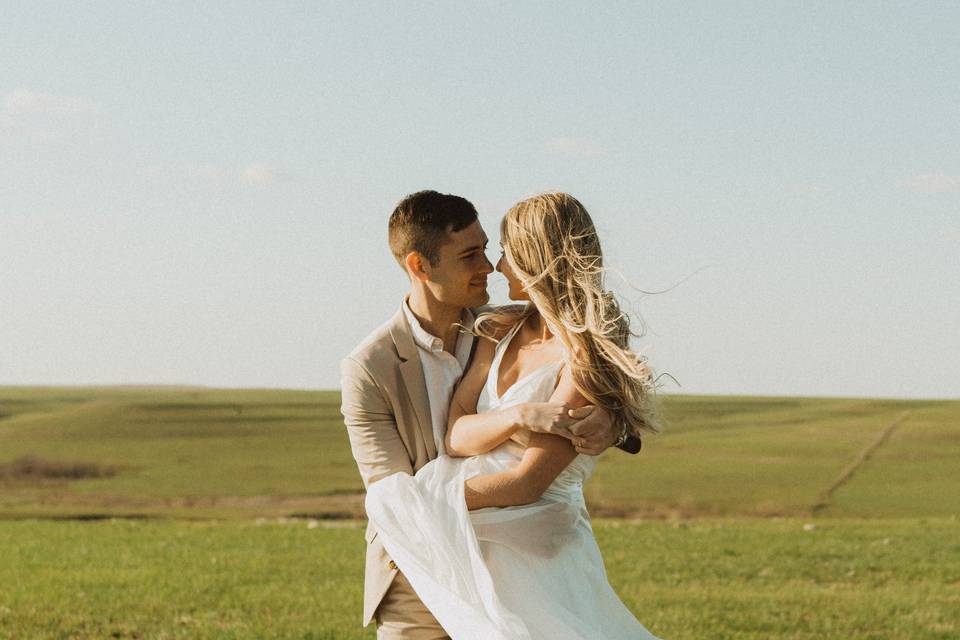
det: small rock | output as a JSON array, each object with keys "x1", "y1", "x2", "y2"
[
  {"x1": 307, "y1": 520, "x2": 319, "y2": 529},
  {"x1": 803, "y1": 523, "x2": 816, "y2": 531}
]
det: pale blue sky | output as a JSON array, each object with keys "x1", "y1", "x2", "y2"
[{"x1": 2, "y1": 2, "x2": 958, "y2": 398}]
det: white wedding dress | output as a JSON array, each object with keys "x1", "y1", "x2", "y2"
[{"x1": 365, "y1": 323, "x2": 661, "y2": 639}]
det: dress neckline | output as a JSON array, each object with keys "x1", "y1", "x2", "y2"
[{"x1": 489, "y1": 320, "x2": 564, "y2": 402}]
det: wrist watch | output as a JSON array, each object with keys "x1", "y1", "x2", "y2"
[
  {"x1": 614, "y1": 421, "x2": 642, "y2": 454},
  {"x1": 614, "y1": 423, "x2": 629, "y2": 448}
]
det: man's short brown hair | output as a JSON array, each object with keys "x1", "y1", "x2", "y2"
[{"x1": 388, "y1": 190, "x2": 478, "y2": 267}]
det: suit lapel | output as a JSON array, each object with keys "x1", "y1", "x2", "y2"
[{"x1": 389, "y1": 307, "x2": 438, "y2": 460}]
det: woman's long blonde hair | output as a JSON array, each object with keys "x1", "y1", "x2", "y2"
[{"x1": 477, "y1": 193, "x2": 661, "y2": 436}]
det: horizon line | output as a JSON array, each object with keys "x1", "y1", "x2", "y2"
[{"x1": 0, "y1": 383, "x2": 956, "y2": 403}]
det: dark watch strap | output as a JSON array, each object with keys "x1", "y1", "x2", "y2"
[{"x1": 616, "y1": 434, "x2": 642, "y2": 454}]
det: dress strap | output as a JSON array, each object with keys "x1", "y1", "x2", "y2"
[{"x1": 485, "y1": 319, "x2": 525, "y2": 402}]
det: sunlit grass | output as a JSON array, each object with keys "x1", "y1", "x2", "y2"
[{"x1": 0, "y1": 517, "x2": 957, "y2": 639}]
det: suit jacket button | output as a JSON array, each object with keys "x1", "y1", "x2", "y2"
[{"x1": 388, "y1": 560, "x2": 397, "y2": 570}]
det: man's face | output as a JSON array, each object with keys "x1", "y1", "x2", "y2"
[{"x1": 423, "y1": 220, "x2": 493, "y2": 308}]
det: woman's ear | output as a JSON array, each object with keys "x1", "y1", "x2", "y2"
[{"x1": 405, "y1": 251, "x2": 430, "y2": 282}]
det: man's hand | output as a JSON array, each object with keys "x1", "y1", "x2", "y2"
[
  {"x1": 566, "y1": 405, "x2": 619, "y2": 456},
  {"x1": 515, "y1": 402, "x2": 583, "y2": 438}
]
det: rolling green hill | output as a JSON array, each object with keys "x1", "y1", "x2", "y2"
[{"x1": 0, "y1": 386, "x2": 957, "y2": 520}]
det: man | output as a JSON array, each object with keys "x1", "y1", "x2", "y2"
[{"x1": 340, "y1": 190, "x2": 639, "y2": 639}]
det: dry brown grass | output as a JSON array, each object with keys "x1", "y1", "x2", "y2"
[{"x1": 0, "y1": 455, "x2": 119, "y2": 480}]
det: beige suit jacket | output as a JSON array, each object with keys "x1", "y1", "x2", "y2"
[{"x1": 341, "y1": 302, "x2": 472, "y2": 626}]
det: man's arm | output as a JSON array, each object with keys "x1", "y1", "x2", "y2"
[{"x1": 340, "y1": 356, "x2": 412, "y2": 488}]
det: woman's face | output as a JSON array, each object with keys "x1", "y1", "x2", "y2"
[{"x1": 496, "y1": 244, "x2": 529, "y2": 301}]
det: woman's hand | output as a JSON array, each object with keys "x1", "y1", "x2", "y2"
[{"x1": 514, "y1": 402, "x2": 583, "y2": 437}]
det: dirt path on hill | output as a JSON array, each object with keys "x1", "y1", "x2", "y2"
[{"x1": 811, "y1": 411, "x2": 910, "y2": 513}]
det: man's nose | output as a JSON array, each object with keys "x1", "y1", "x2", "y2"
[{"x1": 481, "y1": 254, "x2": 495, "y2": 274}]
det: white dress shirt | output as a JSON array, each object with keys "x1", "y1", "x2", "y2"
[{"x1": 403, "y1": 300, "x2": 475, "y2": 456}]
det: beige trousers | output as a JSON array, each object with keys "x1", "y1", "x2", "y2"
[{"x1": 375, "y1": 570, "x2": 449, "y2": 640}]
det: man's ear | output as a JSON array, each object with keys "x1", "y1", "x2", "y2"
[{"x1": 404, "y1": 251, "x2": 431, "y2": 282}]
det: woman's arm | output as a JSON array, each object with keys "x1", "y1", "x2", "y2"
[
  {"x1": 444, "y1": 337, "x2": 521, "y2": 457},
  {"x1": 464, "y1": 368, "x2": 587, "y2": 509},
  {"x1": 445, "y1": 335, "x2": 579, "y2": 457}
]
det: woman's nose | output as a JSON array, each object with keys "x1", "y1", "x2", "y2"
[{"x1": 495, "y1": 255, "x2": 503, "y2": 272}]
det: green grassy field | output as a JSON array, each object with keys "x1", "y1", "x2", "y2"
[
  {"x1": 1, "y1": 517, "x2": 956, "y2": 639},
  {"x1": 1, "y1": 387, "x2": 958, "y2": 638},
  {"x1": 1, "y1": 518, "x2": 368, "y2": 639},
  {"x1": 1, "y1": 387, "x2": 957, "y2": 519}
]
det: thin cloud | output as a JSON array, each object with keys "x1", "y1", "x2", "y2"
[
  {"x1": 3, "y1": 88, "x2": 99, "y2": 115},
  {"x1": 181, "y1": 162, "x2": 280, "y2": 187},
  {"x1": 240, "y1": 163, "x2": 276, "y2": 186},
  {"x1": 896, "y1": 173, "x2": 960, "y2": 194},
  {"x1": 544, "y1": 137, "x2": 606, "y2": 158}
]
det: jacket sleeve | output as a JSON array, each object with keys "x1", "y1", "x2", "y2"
[{"x1": 340, "y1": 356, "x2": 413, "y2": 488}]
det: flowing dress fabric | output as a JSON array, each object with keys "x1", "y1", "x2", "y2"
[{"x1": 365, "y1": 324, "x2": 661, "y2": 640}]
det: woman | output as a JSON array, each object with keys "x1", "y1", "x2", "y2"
[{"x1": 366, "y1": 193, "x2": 662, "y2": 639}]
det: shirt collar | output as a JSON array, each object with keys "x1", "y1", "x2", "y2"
[{"x1": 403, "y1": 299, "x2": 475, "y2": 355}]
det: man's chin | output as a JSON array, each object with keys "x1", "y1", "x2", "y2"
[{"x1": 467, "y1": 290, "x2": 490, "y2": 308}]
